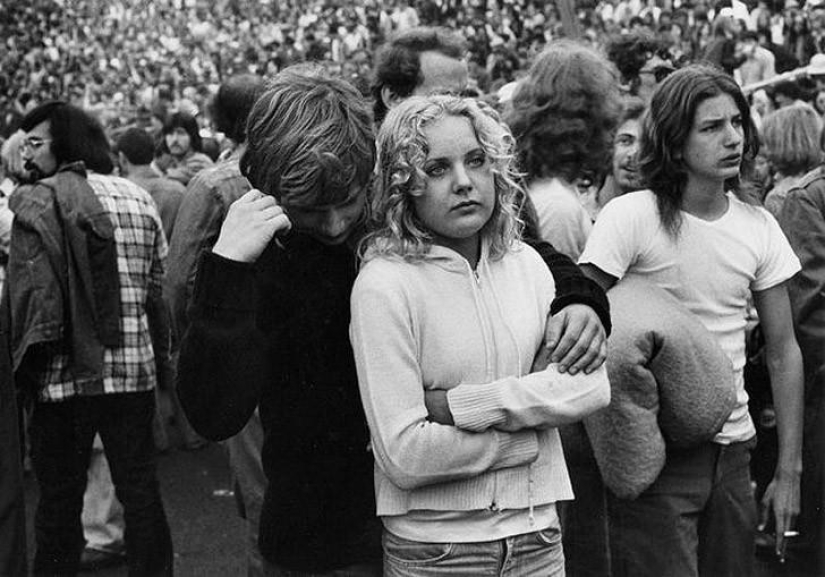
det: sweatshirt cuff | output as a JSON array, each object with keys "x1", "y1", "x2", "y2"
[
  {"x1": 192, "y1": 252, "x2": 257, "y2": 311},
  {"x1": 494, "y1": 430, "x2": 539, "y2": 468},
  {"x1": 448, "y1": 382, "x2": 506, "y2": 432}
]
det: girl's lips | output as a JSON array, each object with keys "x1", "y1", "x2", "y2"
[{"x1": 452, "y1": 201, "x2": 480, "y2": 210}]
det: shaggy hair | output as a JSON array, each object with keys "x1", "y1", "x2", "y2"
[
  {"x1": 639, "y1": 63, "x2": 759, "y2": 238},
  {"x1": 208, "y1": 73, "x2": 266, "y2": 144},
  {"x1": 241, "y1": 64, "x2": 375, "y2": 209},
  {"x1": 605, "y1": 31, "x2": 670, "y2": 88},
  {"x1": 361, "y1": 95, "x2": 524, "y2": 263},
  {"x1": 162, "y1": 111, "x2": 203, "y2": 153},
  {"x1": 505, "y1": 40, "x2": 622, "y2": 185},
  {"x1": 760, "y1": 103, "x2": 823, "y2": 177},
  {"x1": 20, "y1": 100, "x2": 114, "y2": 174}
]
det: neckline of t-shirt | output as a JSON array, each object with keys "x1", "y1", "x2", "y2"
[{"x1": 681, "y1": 192, "x2": 733, "y2": 225}]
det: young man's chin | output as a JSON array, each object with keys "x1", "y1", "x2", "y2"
[{"x1": 312, "y1": 230, "x2": 354, "y2": 246}]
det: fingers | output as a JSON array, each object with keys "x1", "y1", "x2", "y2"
[
  {"x1": 546, "y1": 304, "x2": 608, "y2": 374},
  {"x1": 758, "y1": 485, "x2": 773, "y2": 533},
  {"x1": 544, "y1": 311, "x2": 565, "y2": 353},
  {"x1": 547, "y1": 311, "x2": 581, "y2": 364},
  {"x1": 213, "y1": 189, "x2": 291, "y2": 263},
  {"x1": 553, "y1": 321, "x2": 592, "y2": 372},
  {"x1": 240, "y1": 188, "x2": 276, "y2": 206}
]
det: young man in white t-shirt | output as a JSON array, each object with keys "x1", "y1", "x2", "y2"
[{"x1": 580, "y1": 64, "x2": 804, "y2": 577}]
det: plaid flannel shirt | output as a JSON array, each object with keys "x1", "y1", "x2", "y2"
[{"x1": 38, "y1": 174, "x2": 167, "y2": 402}]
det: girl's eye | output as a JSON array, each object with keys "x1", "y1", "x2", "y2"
[
  {"x1": 467, "y1": 154, "x2": 486, "y2": 168},
  {"x1": 425, "y1": 164, "x2": 447, "y2": 177}
]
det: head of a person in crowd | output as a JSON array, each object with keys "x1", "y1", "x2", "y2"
[
  {"x1": 19, "y1": 100, "x2": 114, "y2": 181},
  {"x1": 150, "y1": 105, "x2": 168, "y2": 137},
  {"x1": 628, "y1": 16, "x2": 646, "y2": 32},
  {"x1": 639, "y1": 64, "x2": 758, "y2": 237},
  {"x1": 605, "y1": 31, "x2": 674, "y2": 100},
  {"x1": 362, "y1": 94, "x2": 523, "y2": 262},
  {"x1": 240, "y1": 64, "x2": 374, "y2": 246},
  {"x1": 740, "y1": 30, "x2": 760, "y2": 58},
  {"x1": 711, "y1": 13, "x2": 739, "y2": 39},
  {"x1": 811, "y1": 2, "x2": 825, "y2": 31},
  {"x1": 612, "y1": 96, "x2": 648, "y2": 194},
  {"x1": 751, "y1": 88, "x2": 774, "y2": 121},
  {"x1": 208, "y1": 73, "x2": 266, "y2": 146},
  {"x1": 0, "y1": 131, "x2": 32, "y2": 185},
  {"x1": 371, "y1": 26, "x2": 468, "y2": 126},
  {"x1": 116, "y1": 127, "x2": 155, "y2": 176},
  {"x1": 162, "y1": 112, "x2": 202, "y2": 161},
  {"x1": 773, "y1": 81, "x2": 803, "y2": 109},
  {"x1": 506, "y1": 39, "x2": 622, "y2": 188},
  {"x1": 760, "y1": 103, "x2": 824, "y2": 178}
]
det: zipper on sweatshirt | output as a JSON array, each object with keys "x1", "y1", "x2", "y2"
[{"x1": 468, "y1": 259, "x2": 504, "y2": 513}]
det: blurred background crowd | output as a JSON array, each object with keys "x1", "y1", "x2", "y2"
[{"x1": 4, "y1": 0, "x2": 825, "y2": 144}]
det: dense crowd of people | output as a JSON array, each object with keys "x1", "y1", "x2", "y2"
[
  {"x1": 1, "y1": 0, "x2": 825, "y2": 576},
  {"x1": 5, "y1": 0, "x2": 825, "y2": 140}
]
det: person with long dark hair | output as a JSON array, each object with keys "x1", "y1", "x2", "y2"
[{"x1": 580, "y1": 64, "x2": 804, "y2": 576}]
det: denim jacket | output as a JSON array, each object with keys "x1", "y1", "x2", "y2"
[{"x1": 4, "y1": 162, "x2": 120, "y2": 385}]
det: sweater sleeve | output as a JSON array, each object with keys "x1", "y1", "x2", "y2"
[
  {"x1": 527, "y1": 238, "x2": 612, "y2": 335},
  {"x1": 447, "y1": 363, "x2": 610, "y2": 433},
  {"x1": 350, "y1": 267, "x2": 539, "y2": 491},
  {"x1": 177, "y1": 251, "x2": 269, "y2": 441}
]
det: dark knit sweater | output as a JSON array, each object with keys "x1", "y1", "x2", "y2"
[{"x1": 177, "y1": 231, "x2": 609, "y2": 571}]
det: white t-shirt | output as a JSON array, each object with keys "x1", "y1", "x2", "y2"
[
  {"x1": 530, "y1": 177, "x2": 593, "y2": 261},
  {"x1": 580, "y1": 190, "x2": 800, "y2": 443}
]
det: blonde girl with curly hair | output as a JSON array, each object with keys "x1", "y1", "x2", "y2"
[{"x1": 350, "y1": 94, "x2": 610, "y2": 576}]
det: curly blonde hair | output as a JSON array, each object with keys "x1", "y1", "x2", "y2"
[{"x1": 360, "y1": 95, "x2": 525, "y2": 263}]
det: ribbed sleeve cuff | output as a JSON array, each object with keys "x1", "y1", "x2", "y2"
[
  {"x1": 448, "y1": 382, "x2": 505, "y2": 432},
  {"x1": 192, "y1": 252, "x2": 257, "y2": 311},
  {"x1": 494, "y1": 430, "x2": 539, "y2": 468}
]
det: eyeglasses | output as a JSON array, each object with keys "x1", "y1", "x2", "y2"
[{"x1": 21, "y1": 136, "x2": 52, "y2": 152}]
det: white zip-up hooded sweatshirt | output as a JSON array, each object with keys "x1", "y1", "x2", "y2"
[{"x1": 350, "y1": 239, "x2": 610, "y2": 530}]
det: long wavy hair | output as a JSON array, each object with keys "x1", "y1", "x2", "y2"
[
  {"x1": 360, "y1": 95, "x2": 524, "y2": 263},
  {"x1": 505, "y1": 40, "x2": 622, "y2": 185},
  {"x1": 639, "y1": 63, "x2": 759, "y2": 238}
]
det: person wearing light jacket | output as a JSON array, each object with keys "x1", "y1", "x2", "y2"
[{"x1": 350, "y1": 95, "x2": 610, "y2": 575}]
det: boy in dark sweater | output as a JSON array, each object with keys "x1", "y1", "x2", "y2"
[{"x1": 178, "y1": 64, "x2": 610, "y2": 575}]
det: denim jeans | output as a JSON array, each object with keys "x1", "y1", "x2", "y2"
[
  {"x1": 382, "y1": 524, "x2": 565, "y2": 577},
  {"x1": 263, "y1": 559, "x2": 381, "y2": 577},
  {"x1": 30, "y1": 391, "x2": 173, "y2": 576},
  {"x1": 608, "y1": 440, "x2": 757, "y2": 577}
]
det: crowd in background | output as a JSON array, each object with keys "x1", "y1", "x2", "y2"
[{"x1": 6, "y1": 0, "x2": 825, "y2": 143}]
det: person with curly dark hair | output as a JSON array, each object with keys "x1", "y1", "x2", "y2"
[
  {"x1": 506, "y1": 39, "x2": 622, "y2": 261},
  {"x1": 605, "y1": 31, "x2": 675, "y2": 100}
]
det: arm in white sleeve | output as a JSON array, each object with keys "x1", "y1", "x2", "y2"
[
  {"x1": 350, "y1": 270, "x2": 539, "y2": 491},
  {"x1": 447, "y1": 363, "x2": 611, "y2": 433}
]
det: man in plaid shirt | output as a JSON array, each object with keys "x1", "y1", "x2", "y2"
[{"x1": 6, "y1": 101, "x2": 173, "y2": 576}]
